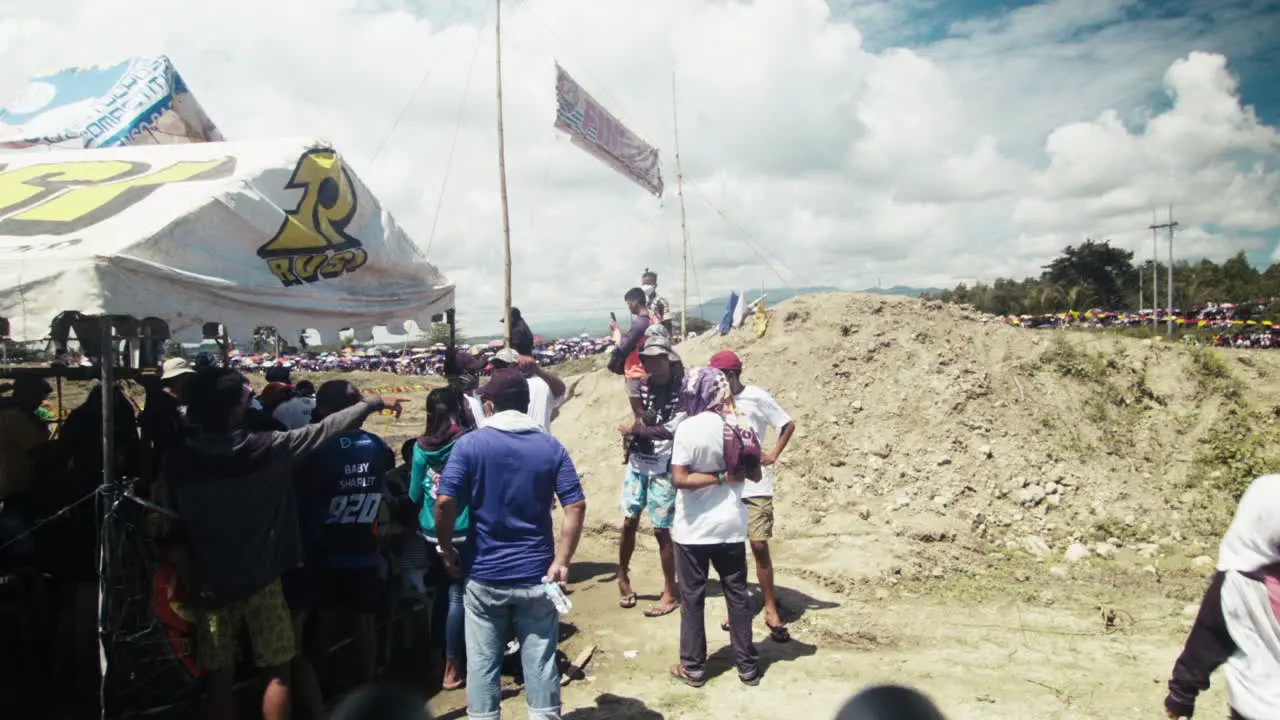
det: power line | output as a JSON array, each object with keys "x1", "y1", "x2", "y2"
[
  {"x1": 688, "y1": 186, "x2": 799, "y2": 289},
  {"x1": 422, "y1": 7, "x2": 489, "y2": 255},
  {"x1": 368, "y1": 4, "x2": 466, "y2": 167}
]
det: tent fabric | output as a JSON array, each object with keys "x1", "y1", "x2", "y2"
[
  {"x1": 0, "y1": 137, "x2": 454, "y2": 343},
  {"x1": 0, "y1": 56, "x2": 221, "y2": 150}
]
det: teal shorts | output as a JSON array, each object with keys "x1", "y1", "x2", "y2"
[{"x1": 621, "y1": 471, "x2": 675, "y2": 529}]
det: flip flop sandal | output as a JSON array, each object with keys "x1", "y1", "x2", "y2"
[
  {"x1": 644, "y1": 602, "x2": 679, "y2": 618},
  {"x1": 670, "y1": 664, "x2": 706, "y2": 688},
  {"x1": 441, "y1": 679, "x2": 466, "y2": 691},
  {"x1": 618, "y1": 592, "x2": 638, "y2": 609},
  {"x1": 767, "y1": 623, "x2": 791, "y2": 643},
  {"x1": 720, "y1": 620, "x2": 731, "y2": 632}
]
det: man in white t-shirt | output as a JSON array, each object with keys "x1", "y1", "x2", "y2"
[
  {"x1": 446, "y1": 349, "x2": 486, "y2": 428},
  {"x1": 668, "y1": 366, "x2": 762, "y2": 689},
  {"x1": 709, "y1": 350, "x2": 796, "y2": 642},
  {"x1": 491, "y1": 348, "x2": 566, "y2": 433},
  {"x1": 272, "y1": 379, "x2": 317, "y2": 430}
]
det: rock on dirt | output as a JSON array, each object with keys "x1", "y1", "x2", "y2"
[
  {"x1": 1023, "y1": 535, "x2": 1051, "y2": 558},
  {"x1": 1064, "y1": 543, "x2": 1091, "y2": 563}
]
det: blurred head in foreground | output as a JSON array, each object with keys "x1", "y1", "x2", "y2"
[
  {"x1": 835, "y1": 685, "x2": 947, "y2": 720},
  {"x1": 331, "y1": 685, "x2": 431, "y2": 720}
]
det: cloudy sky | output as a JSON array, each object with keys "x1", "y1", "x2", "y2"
[{"x1": 2, "y1": 0, "x2": 1278, "y2": 334}]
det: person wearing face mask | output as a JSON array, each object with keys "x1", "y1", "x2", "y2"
[
  {"x1": 434, "y1": 369, "x2": 587, "y2": 720},
  {"x1": 641, "y1": 269, "x2": 672, "y2": 337}
]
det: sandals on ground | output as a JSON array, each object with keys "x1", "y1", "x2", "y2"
[{"x1": 644, "y1": 602, "x2": 678, "y2": 618}]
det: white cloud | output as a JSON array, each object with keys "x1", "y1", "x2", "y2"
[{"x1": 1, "y1": 0, "x2": 1278, "y2": 335}]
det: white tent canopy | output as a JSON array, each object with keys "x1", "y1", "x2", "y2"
[{"x1": 0, "y1": 137, "x2": 454, "y2": 343}]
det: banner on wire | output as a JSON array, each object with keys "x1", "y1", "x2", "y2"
[{"x1": 553, "y1": 64, "x2": 663, "y2": 198}]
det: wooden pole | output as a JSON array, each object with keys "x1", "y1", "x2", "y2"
[
  {"x1": 672, "y1": 72, "x2": 689, "y2": 340},
  {"x1": 496, "y1": 0, "x2": 514, "y2": 348}
]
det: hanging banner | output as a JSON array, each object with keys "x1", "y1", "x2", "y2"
[
  {"x1": 553, "y1": 63, "x2": 663, "y2": 198},
  {"x1": 0, "y1": 56, "x2": 223, "y2": 150}
]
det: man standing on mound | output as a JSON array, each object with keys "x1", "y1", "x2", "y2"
[
  {"x1": 709, "y1": 350, "x2": 796, "y2": 642},
  {"x1": 616, "y1": 327, "x2": 686, "y2": 617}
]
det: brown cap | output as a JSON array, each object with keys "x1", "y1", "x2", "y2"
[{"x1": 479, "y1": 368, "x2": 530, "y2": 406}]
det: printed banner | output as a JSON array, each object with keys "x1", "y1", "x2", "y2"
[
  {"x1": 0, "y1": 56, "x2": 223, "y2": 150},
  {"x1": 0, "y1": 138, "x2": 454, "y2": 343},
  {"x1": 553, "y1": 64, "x2": 663, "y2": 198}
]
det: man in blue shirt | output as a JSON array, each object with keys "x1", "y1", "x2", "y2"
[{"x1": 436, "y1": 368, "x2": 587, "y2": 720}]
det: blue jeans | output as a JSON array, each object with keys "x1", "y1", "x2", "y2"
[
  {"x1": 464, "y1": 579, "x2": 560, "y2": 720},
  {"x1": 434, "y1": 578, "x2": 465, "y2": 661}
]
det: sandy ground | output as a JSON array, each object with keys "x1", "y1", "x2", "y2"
[
  {"x1": 45, "y1": 292, "x2": 1267, "y2": 719},
  {"x1": 421, "y1": 534, "x2": 1225, "y2": 720},
  {"x1": 414, "y1": 292, "x2": 1270, "y2": 720}
]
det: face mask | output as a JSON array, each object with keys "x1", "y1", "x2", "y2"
[{"x1": 641, "y1": 284, "x2": 655, "y2": 295}]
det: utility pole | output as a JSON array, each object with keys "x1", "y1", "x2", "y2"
[
  {"x1": 1150, "y1": 210, "x2": 1159, "y2": 330},
  {"x1": 495, "y1": 0, "x2": 514, "y2": 348},
  {"x1": 1149, "y1": 206, "x2": 1178, "y2": 338},
  {"x1": 672, "y1": 72, "x2": 690, "y2": 341}
]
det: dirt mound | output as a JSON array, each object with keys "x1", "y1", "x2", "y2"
[{"x1": 553, "y1": 291, "x2": 1280, "y2": 591}]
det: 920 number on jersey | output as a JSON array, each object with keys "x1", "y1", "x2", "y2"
[{"x1": 325, "y1": 492, "x2": 381, "y2": 525}]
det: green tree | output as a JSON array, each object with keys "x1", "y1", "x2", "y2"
[
  {"x1": 684, "y1": 315, "x2": 715, "y2": 334},
  {"x1": 425, "y1": 322, "x2": 462, "y2": 347},
  {"x1": 1040, "y1": 238, "x2": 1133, "y2": 310},
  {"x1": 251, "y1": 326, "x2": 280, "y2": 354}
]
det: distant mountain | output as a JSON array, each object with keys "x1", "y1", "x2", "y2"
[
  {"x1": 477, "y1": 285, "x2": 843, "y2": 342},
  {"x1": 689, "y1": 285, "x2": 840, "y2": 319},
  {"x1": 860, "y1": 285, "x2": 943, "y2": 298}
]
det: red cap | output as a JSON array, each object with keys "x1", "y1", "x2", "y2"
[{"x1": 708, "y1": 350, "x2": 742, "y2": 372}]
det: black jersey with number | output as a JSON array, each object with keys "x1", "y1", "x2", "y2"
[{"x1": 296, "y1": 429, "x2": 394, "y2": 569}]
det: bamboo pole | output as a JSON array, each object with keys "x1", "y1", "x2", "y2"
[
  {"x1": 496, "y1": 0, "x2": 514, "y2": 348},
  {"x1": 672, "y1": 72, "x2": 689, "y2": 340}
]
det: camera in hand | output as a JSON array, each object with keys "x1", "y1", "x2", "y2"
[{"x1": 627, "y1": 408, "x2": 661, "y2": 455}]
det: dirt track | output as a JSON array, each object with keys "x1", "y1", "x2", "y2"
[
  {"x1": 421, "y1": 534, "x2": 1224, "y2": 719},
  {"x1": 424, "y1": 291, "x2": 1275, "y2": 718},
  {"x1": 48, "y1": 291, "x2": 1257, "y2": 718}
]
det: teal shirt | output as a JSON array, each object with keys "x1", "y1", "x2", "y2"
[{"x1": 408, "y1": 441, "x2": 470, "y2": 543}]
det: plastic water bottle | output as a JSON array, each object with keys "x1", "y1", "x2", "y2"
[{"x1": 541, "y1": 577, "x2": 572, "y2": 615}]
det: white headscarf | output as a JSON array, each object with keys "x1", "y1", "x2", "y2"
[
  {"x1": 1217, "y1": 474, "x2": 1280, "y2": 573},
  {"x1": 1214, "y1": 475, "x2": 1280, "y2": 719}
]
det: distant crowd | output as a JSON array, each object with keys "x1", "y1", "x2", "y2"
[
  {"x1": 1006, "y1": 302, "x2": 1280, "y2": 348},
  {"x1": 231, "y1": 329, "x2": 610, "y2": 378}
]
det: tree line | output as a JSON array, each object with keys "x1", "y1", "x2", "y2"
[{"x1": 923, "y1": 240, "x2": 1280, "y2": 319}]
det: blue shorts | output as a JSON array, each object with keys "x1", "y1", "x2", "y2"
[{"x1": 621, "y1": 471, "x2": 675, "y2": 529}]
